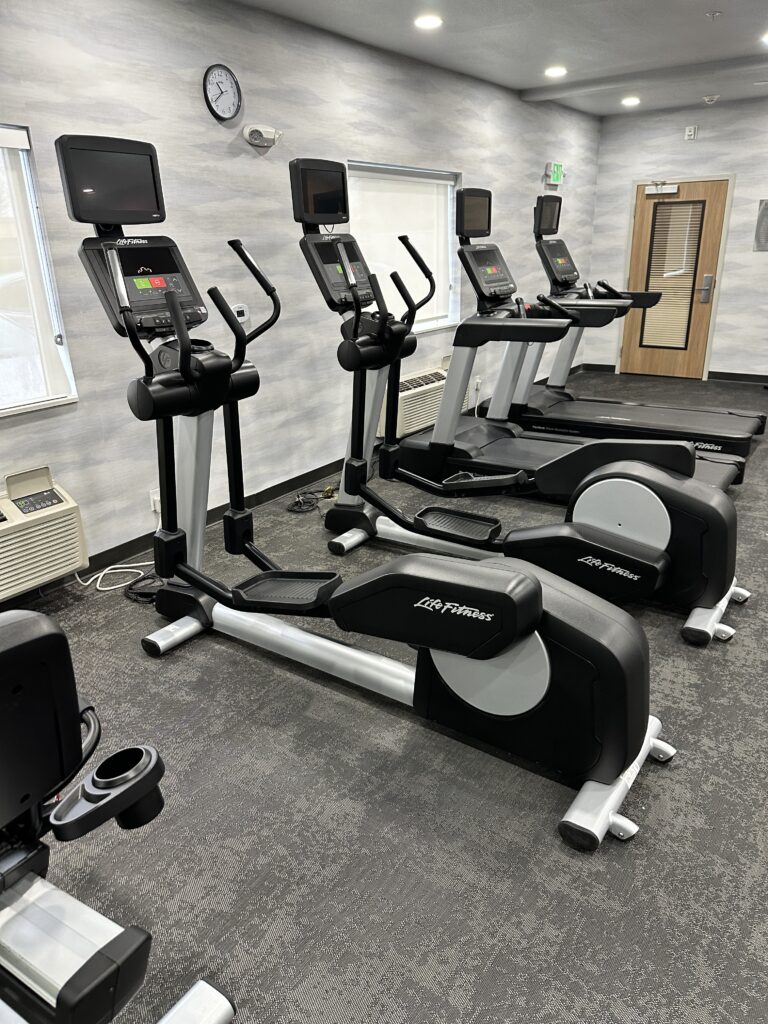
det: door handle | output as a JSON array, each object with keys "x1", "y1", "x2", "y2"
[{"x1": 695, "y1": 273, "x2": 715, "y2": 304}]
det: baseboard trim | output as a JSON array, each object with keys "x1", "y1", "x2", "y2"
[
  {"x1": 85, "y1": 457, "x2": 344, "y2": 573},
  {"x1": 708, "y1": 369, "x2": 768, "y2": 385}
]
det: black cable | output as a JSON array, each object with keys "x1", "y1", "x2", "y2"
[
  {"x1": 125, "y1": 570, "x2": 163, "y2": 604},
  {"x1": 285, "y1": 483, "x2": 338, "y2": 515}
]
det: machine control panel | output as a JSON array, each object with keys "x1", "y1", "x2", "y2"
[
  {"x1": 13, "y1": 488, "x2": 63, "y2": 514},
  {"x1": 300, "y1": 233, "x2": 375, "y2": 313},
  {"x1": 79, "y1": 236, "x2": 208, "y2": 338},
  {"x1": 459, "y1": 243, "x2": 516, "y2": 302},
  {"x1": 537, "y1": 238, "x2": 579, "y2": 287}
]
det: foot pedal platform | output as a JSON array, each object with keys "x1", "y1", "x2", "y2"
[
  {"x1": 231, "y1": 571, "x2": 341, "y2": 613},
  {"x1": 443, "y1": 470, "x2": 527, "y2": 492},
  {"x1": 414, "y1": 506, "x2": 502, "y2": 543}
]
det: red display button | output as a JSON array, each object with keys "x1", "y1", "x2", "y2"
[{"x1": 149, "y1": 276, "x2": 166, "y2": 288}]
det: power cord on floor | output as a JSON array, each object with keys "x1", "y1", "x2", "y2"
[
  {"x1": 75, "y1": 561, "x2": 162, "y2": 605},
  {"x1": 285, "y1": 483, "x2": 338, "y2": 515}
]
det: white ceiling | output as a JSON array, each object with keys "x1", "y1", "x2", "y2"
[{"x1": 246, "y1": 0, "x2": 768, "y2": 115}]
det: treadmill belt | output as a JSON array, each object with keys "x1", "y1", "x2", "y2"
[{"x1": 546, "y1": 400, "x2": 761, "y2": 440}]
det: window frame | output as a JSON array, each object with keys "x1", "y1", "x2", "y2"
[
  {"x1": 0, "y1": 125, "x2": 77, "y2": 419},
  {"x1": 347, "y1": 159, "x2": 462, "y2": 335}
]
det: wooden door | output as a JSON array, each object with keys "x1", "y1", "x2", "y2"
[{"x1": 619, "y1": 179, "x2": 729, "y2": 379}]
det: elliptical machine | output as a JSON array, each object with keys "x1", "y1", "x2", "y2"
[
  {"x1": 0, "y1": 610, "x2": 165, "y2": 1024},
  {"x1": 293, "y1": 163, "x2": 749, "y2": 646},
  {"x1": 56, "y1": 134, "x2": 677, "y2": 851}
]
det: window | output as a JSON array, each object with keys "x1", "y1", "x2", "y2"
[
  {"x1": 0, "y1": 126, "x2": 76, "y2": 416},
  {"x1": 347, "y1": 161, "x2": 460, "y2": 332}
]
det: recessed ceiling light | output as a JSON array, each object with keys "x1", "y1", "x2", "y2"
[
  {"x1": 621, "y1": 96, "x2": 641, "y2": 107},
  {"x1": 545, "y1": 65, "x2": 567, "y2": 78},
  {"x1": 761, "y1": 31, "x2": 768, "y2": 45},
  {"x1": 414, "y1": 13, "x2": 443, "y2": 30}
]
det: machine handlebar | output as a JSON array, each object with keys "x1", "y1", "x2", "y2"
[
  {"x1": 596, "y1": 279, "x2": 624, "y2": 298},
  {"x1": 104, "y1": 244, "x2": 155, "y2": 378},
  {"x1": 396, "y1": 235, "x2": 435, "y2": 328},
  {"x1": 537, "y1": 293, "x2": 578, "y2": 321},
  {"x1": 209, "y1": 239, "x2": 282, "y2": 353},
  {"x1": 227, "y1": 239, "x2": 276, "y2": 296},
  {"x1": 390, "y1": 271, "x2": 417, "y2": 323},
  {"x1": 164, "y1": 290, "x2": 194, "y2": 382},
  {"x1": 335, "y1": 241, "x2": 362, "y2": 338}
]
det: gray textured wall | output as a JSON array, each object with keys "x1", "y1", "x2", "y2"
[
  {"x1": 589, "y1": 97, "x2": 768, "y2": 373},
  {"x1": 0, "y1": 0, "x2": 600, "y2": 556}
]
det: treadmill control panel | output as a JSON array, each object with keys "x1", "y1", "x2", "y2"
[
  {"x1": 459, "y1": 243, "x2": 516, "y2": 302},
  {"x1": 537, "y1": 238, "x2": 579, "y2": 287},
  {"x1": 300, "y1": 233, "x2": 374, "y2": 312},
  {"x1": 13, "y1": 488, "x2": 63, "y2": 514},
  {"x1": 79, "y1": 236, "x2": 208, "y2": 339}
]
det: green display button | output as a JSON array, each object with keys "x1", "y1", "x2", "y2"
[{"x1": 134, "y1": 277, "x2": 151, "y2": 289}]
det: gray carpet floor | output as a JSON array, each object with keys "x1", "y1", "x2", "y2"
[{"x1": 21, "y1": 374, "x2": 768, "y2": 1024}]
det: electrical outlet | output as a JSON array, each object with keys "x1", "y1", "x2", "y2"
[
  {"x1": 441, "y1": 354, "x2": 452, "y2": 371},
  {"x1": 149, "y1": 488, "x2": 161, "y2": 514}
]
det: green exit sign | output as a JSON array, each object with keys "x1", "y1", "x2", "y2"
[{"x1": 548, "y1": 161, "x2": 564, "y2": 185}]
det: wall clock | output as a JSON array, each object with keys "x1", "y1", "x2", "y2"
[{"x1": 203, "y1": 64, "x2": 242, "y2": 122}]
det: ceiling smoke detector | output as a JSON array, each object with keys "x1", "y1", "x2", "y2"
[
  {"x1": 705, "y1": 10, "x2": 723, "y2": 19},
  {"x1": 702, "y1": 95, "x2": 720, "y2": 104}
]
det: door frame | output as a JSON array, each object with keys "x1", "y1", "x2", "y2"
[{"x1": 613, "y1": 173, "x2": 736, "y2": 381}]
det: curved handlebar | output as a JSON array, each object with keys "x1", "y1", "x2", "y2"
[
  {"x1": 335, "y1": 240, "x2": 362, "y2": 338},
  {"x1": 165, "y1": 290, "x2": 194, "y2": 381},
  {"x1": 390, "y1": 271, "x2": 416, "y2": 321},
  {"x1": 104, "y1": 244, "x2": 154, "y2": 378},
  {"x1": 396, "y1": 235, "x2": 435, "y2": 328},
  {"x1": 227, "y1": 239, "x2": 276, "y2": 297},
  {"x1": 537, "y1": 293, "x2": 577, "y2": 322},
  {"x1": 208, "y1": 287, "x2": 247, "y2": 370},
  {"x1": 210, "y1": 240, "x2": 282, "y2": 352},
  {"x1": 398, "y1": 235, "x2": 432, "y2": 279},
  {"x1": 596, "y1": 279, "x2": 624, "y2": 299}
]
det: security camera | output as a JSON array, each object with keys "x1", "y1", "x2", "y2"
[
  {"x1": 702, "y1": 95, "x2": 720, "y2": 105},
  {"x1": 242, "y1": 124, "x2": 283, "y2": 148}
]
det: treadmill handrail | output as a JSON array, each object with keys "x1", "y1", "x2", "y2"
[{"x1": 454, "y1": 313, "x2": 571, "y2": 348}]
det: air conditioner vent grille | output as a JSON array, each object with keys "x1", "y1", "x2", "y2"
[{"x1": 378, "y1": 366, "x2": 470, "y2": 437}]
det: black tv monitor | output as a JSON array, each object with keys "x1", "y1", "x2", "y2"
[
  {"x1": 456, "y1": 188, "x2": 492, "y2": 237},
  {"x1": 55, "y1": 136, "x2": 165, "y2": 225},
  {"x1": 534, "y1": 194, "x2": 561, "y2": 236},
  {"x1": 289, "y1": 158, "x2": 349, "y2": 225}
]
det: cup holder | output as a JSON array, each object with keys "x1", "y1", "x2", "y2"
[
  {"x1": 93, "y1": 747, "x2": 151, "y2": 789},
  {"x1": 50, "y1": 744, "x2": 165, "y2": 841}
]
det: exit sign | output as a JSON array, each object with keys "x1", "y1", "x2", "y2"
[{"x1": 545, "y1": 161, "x2": 565, "y2": 185}]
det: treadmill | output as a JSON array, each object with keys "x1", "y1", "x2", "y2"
[
  {"x1": 395, "y1": 188, "x2": 738, "y2": 498},
  {"x1": 510, "y1": 193, "x2": 765, "y2": 458}
]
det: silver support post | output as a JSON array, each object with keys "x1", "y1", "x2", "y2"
[
  {"x1": 509, "y1": 342, "x2": 546, "y2": 407},
  {"x1": 156, "y1": 982, "x2": 235, "y2": 1024},
  {"x1": 682, "y1": 576, "x2": 751, "y2": 645},
  {"x1": 212, "y1": 606, "x2": 416, "y2": 706},
  {"x1": 337, "y1": 367, "x2": 389, "y2": 505},
  {"x1": 432, "y1": 347, "x2": 477, "y2": 445},
  {"x1": 176, "y1": 412, "x2": 215, "y2": 570},
  {"x1": 486, "y1": 342, "x2": 528, "y2": 420},
  {"x1": 559, "y1": 715, "x2": 676, "y2": 850},
  {"x1": 547, "y1": 326, "x2": 584, "y2": 388}
]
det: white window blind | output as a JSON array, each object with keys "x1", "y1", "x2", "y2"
[
  {"x1": 347, "y1": 162, "x2": 460, "y2": 332},
  {"x1": 641, "y1": 200, "x2": 705, "y2": 350},
  {"x1": 0, "y1": 126, "x2": 76, "y2": 416}
]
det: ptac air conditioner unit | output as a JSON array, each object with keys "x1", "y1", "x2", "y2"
[
  {"x1": 0, "y1": 467, "x2": 87, "y2": 603},
  {"x1": 377, "y1": 369, "x2": 470, "y2": 437}
]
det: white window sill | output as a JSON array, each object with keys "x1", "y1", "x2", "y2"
[{"x1": 0, "y1": 394, "x2": 79, "y2": 419}]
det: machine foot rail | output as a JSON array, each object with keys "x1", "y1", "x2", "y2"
[{"x1": 558, "y1": 715, "x2": 676, "y2": 852}]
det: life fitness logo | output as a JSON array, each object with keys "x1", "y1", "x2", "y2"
[
  {"x1": 414, "y1": 597, "x2": 494, "y2": 622},
  {"x1": 694, "y1": 441, "x2": 723, "y2": 451},
  {"x1": 578, "y1": 555, "x2": 641, "y2": 581},
  {"x1": 115, "y1": 238, "x2": 149, "y2": 245}
]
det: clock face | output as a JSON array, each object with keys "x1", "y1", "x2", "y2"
[{"x1": 203, "y1": 64, "x2": 242, "y2": 122}]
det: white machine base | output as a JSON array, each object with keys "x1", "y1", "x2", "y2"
[
  {"x1": 559, "y1": 715, "x2": 676, "y2": 851},
  {"x1": 682, "y1": 577, "x2": 750, "y2": 646}
]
